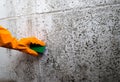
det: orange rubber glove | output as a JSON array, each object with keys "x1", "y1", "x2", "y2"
[{"x1": 0, "y1": 25, "x2": 46, "y2": 56}]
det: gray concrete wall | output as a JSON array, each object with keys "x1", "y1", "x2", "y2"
[{"x1": 0, "y1": 0, "x2": 120, "y2": 82}]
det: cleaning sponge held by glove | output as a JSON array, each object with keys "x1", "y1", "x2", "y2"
[
  {"x1": 30, "y1": 44, "x2": 46, "y2": 54},
  {"x1": 0, "y1": 25, "x2": 46, "y2": 57},
  {"x1": 18, "y1": 37, "x2": 46, "y2": 56}
]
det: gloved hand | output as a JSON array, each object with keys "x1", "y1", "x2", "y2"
[
  {"x1": 0, "y1": 25, "x2": 46, "y2": 56},
  {"x1": 17, "y1": 37, "x2": 46, "y2": 56}
]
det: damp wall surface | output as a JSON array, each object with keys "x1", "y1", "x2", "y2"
[{"x1": 0, "y1": 0, "x2": 120, "y2": 82}]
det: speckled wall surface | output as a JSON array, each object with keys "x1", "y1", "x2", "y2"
[{"x1": 0, "y1": 0, "x2": 120, "y2": 82}]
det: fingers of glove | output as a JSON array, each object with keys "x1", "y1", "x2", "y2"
[
  {"x1": 18, "y1": 38, "x2": 30, "y2": 46},
  {"x1": 21, "y1": 47, "x2": 39, "y2": 57},
  {"x1": 29, "y1": 37, "x2": 46, "y2": 46},
  {"x1": 19, "y1": 37, "x2": 46, "y2": 46}
]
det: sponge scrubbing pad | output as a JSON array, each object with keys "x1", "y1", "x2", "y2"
[{"x1": 30, "y1": 44, "x2": 46, "y2": 54}]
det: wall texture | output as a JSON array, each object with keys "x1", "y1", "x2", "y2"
[{"x1": 0, "y1": 0, "x2": 120, "y2": 82}]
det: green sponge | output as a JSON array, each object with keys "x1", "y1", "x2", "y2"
[{"x1": 30, "y1": 44, "x2": 46, "y2": 54}]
